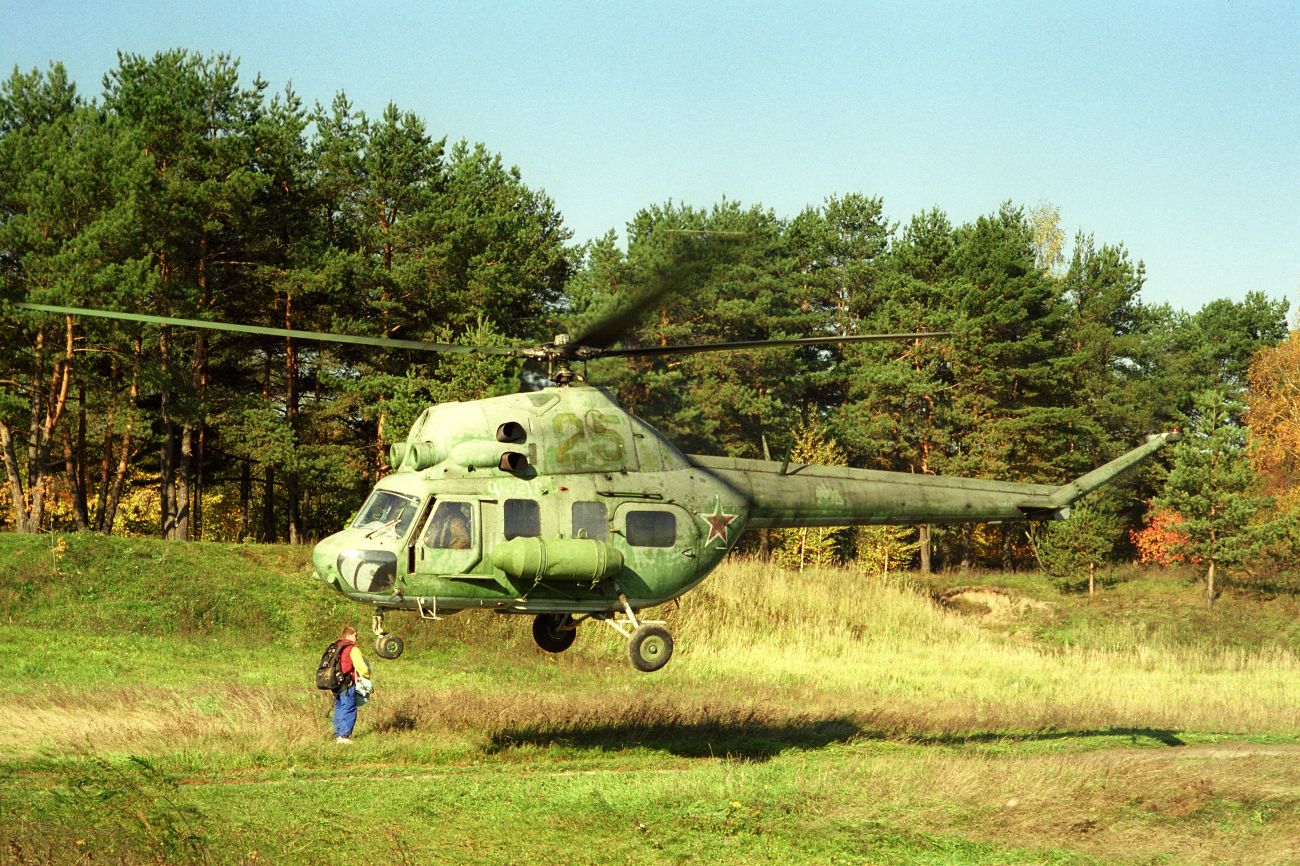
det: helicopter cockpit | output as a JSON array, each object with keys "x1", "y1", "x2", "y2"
[{"x1": 350, "y1": 489, "x2": 421, "y2": 538}]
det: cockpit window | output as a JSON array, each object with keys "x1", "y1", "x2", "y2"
[
  {"x1": 424, "y1": 501, "x2": 473, "y2": 549},
  {"x1": 350, "y1": 490, "x2": 421, "y2": 538}
]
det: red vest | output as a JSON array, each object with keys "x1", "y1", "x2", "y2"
[{"x1": 337, "y1": 640, "x2": 356, "y2": 679}]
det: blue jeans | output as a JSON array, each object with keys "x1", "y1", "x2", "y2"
[{"x1": 333, "y1": 685, "x2": 357, "y2": 737}]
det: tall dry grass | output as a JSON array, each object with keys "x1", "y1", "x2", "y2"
[
  {"x1": 666, "y1": 558, "x2": 1300, "y2": 735},
  {"x1": 6, "y1": 556, "x2": 1298, "y2": 767}
]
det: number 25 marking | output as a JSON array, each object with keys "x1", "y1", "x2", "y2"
[{"x1": 554, "y1": 411, "x2": 624, "y2": 465}]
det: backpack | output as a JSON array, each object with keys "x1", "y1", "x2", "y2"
[{"x1": 315, "y1": 640, "x2": 354, "y2": 691}]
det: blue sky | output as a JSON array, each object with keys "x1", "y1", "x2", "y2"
[{"x1": 2, "y1": 1, "x2": 1296, "y2": 312}]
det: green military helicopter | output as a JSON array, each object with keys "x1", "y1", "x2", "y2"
[{"x1": 19, "y1": 294, "x2": 1176, "y2": 672}]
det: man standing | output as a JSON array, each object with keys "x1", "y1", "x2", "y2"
[{"x1": 331, "y1": 625, "x2": 371, "y2": 743}]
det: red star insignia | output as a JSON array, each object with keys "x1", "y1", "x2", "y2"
[{"x1": 702, "y1": 501, "x2": 737, "y2": 547}]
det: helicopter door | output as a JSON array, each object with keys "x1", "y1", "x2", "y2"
[
  {"x1": 613, "y1": 503, "x2": 701, "y2": 598},
  {"x1": 414, "y1": 499, "x2": 482, "y2": 575}
]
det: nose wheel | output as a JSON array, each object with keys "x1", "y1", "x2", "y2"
[
  {"x1": 371, "y1": 610, "x2": 404, "y2": 659},
  {"x1": 374, "y1": 633, "x2": 404, "y2": 659}
]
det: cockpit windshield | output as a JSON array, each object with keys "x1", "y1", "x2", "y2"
[{"x1": 350, "y1": 490, "x2": 421, "y2": 538}]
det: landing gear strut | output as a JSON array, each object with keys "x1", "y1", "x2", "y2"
[
  {"x1": 371, "y1": 610, "x2": 404, "y2": 660},
  {"x1": 599, "y1": 594, "x2": 675, "y2": 673}
]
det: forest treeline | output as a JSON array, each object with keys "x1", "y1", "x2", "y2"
[{"x1": 1, "y1": 51, "x2": 1295, "y2": 581}]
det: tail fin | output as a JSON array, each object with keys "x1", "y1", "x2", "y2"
[{"x1": 1045, "y1": 431, "x2": 1180, "y2": 513}]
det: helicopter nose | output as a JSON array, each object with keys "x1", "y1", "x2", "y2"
[{"x1": 312, "y1": 537, "x2": 340, "y2": 584}]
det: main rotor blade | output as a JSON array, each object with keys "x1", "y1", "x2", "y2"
[
  {"x1": 15, "y1": 303, "x2": 523, "y2": 356},
  {"x1": 570, "y1": 278, "x2": 682, "y2": 350},
  {"x1": 590, "y1": 331, "x2": 952, "y2": 359}
]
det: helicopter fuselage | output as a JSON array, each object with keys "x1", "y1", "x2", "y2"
[
  {"x1": 310, "y1": 385, "x2": 743, "y2": 617},
  {"x1": 310, "y1": 383, "x2": 1175, "y2": 671}
]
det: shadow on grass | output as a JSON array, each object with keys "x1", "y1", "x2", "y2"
[
  {"x1": 487, "y1": 715, "x2": 864, "y2": 760},
  {"x1": 902, "y1": 727, "x2": 1187, "y2": 748},
  {"x1": 485, "y1": 718, "x2": 1186, "y2": 761}
]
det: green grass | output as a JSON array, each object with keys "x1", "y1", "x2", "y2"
[{"x1": 3, "y1": 533, "x2": 1299, "y2": 865}]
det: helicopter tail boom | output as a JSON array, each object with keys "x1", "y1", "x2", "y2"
[
  {"x1": 688, "y1": 432, "x2": 1178, "y2": 529},
  {"x1": 1043, "y1": 431, "x2": 1179, "y2": 511}
]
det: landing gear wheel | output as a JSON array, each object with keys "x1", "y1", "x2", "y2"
[
  {"x1": 374, "y1": 634, "x2": 404, "y2": 659},
  {"x1": 627, "y1": 624, "x2": 673, "y2": 672},
  {"x1": 532, "y1": 613, "x2": 577, "y2": 653}
]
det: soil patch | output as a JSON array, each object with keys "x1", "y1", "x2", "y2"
[{"x1": 936, "y1": 586, "x2": 1053, "y2": 624}]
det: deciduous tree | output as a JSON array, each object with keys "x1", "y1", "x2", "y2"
[
  {"x1": 772, "y1": 418, "x2": 850, "y2": 570},
  {"x1": 1246, "y1": 331, "x2": 1300, "y2": 506}
]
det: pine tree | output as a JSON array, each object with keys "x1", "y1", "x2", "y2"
[
  {"x1": 1155, "y1": 390, "x2": 1274, "y2": 606},
  {"x1": 1036, "y1": 494, "x2": 1122, "y2": 595},
  {"x1": 573, "y1": 200, "x2": 813, "y2": 460},
  {"x1": 833, "y1": 207, "x2": 956, "y2": 572},
  {"x1": 0, "y1": 63, "x2": 154, "y2": 533}
]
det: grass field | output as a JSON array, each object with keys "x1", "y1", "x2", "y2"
[{"x1": 2, "y1": 533, "x2": 1298, "y2": 864}]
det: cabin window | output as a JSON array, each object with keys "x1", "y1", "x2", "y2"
[
  {"x1": 626, "y1": 510, "x2": 676, "y2": 547},
  {"x1": 350, "y1": 490, "x2": 421, "y2": 538},
  {"x1": 572, "y1": 501, "x2": 608, "y2": 540},
  {"x1": 504, "y1": 499, "x2": 541, "y2": 540},
  {"x1": 423, "y1": 501, "x2": 473, "y2": 549}
]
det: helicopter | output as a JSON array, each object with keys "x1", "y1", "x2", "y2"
[{"x1": 18, "y1": 293, "x2": 1178, "y2": 672}]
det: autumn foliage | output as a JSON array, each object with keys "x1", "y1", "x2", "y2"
[
  {"x1": 1130, "y1": 506, "x2": 1189, "y2": 566},
  {"x1": 1246, "y1": 332, "x2": 1300, "y2": 505}
]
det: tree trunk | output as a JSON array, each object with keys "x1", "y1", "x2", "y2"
[
  {"x1": 195, "y1": 421, "x2": 205, "y2": 540},
  {"x1": 239, "y1": 458, "x2": 251, "y2": 541},
  {"x1": 194, "y1": 330, "x2": 209, "y2": 539},
  {"x1": 101, "y1": 336, "x2": 141, "y2": 536},
  {"x1": 61, "y1": 425, "x2": 89, "y2": 531},
  {"x1": 757, "y1": 431, "x2": 772, "y2": 559},
  {"x1": 260, "y1": 346, "x2": 276, "y2": 542},
  {"x1": 286, "y1": 469, "x2": 299, "y2": 543},
  {"x1": 917, "y1": 428, "x2": 934, "y2": 574},
  {"x1": 174, "y1": 330, "x2": 209, "y2": 542},
  {"x1": 23, "y1": 317, "x2": 76, "y2": 532},
  {"x1": 1088, "y1": 561, "x2": 1095, "y2": 597},
  {"x1": 160, "y1": 325, "x2": 176, "y2": 538},
  {"x1": 26, "y1": 330, "x2": 45, "y2": 514},
  {"x1": 1206, "y1": 559, "x2": 1216, "y2": 608},
  {"x1": 285, "y1": 297, "x2": 301, "y2": 544},
  {"x1": 175, "y1": 425, "x2": 194, "y2": 541},
  {"x1": 0, "y1": 421, "x2": 29, "y2": 532},
  {"x1": 261, "y1": 465, "x2": 276, "y2": 542},
  {"x1": 73, "y1": 382, "x2": 88, "y2": 528},
  {"x1": 93, "y1": 357, "x2": 120, "y2": 531}
]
